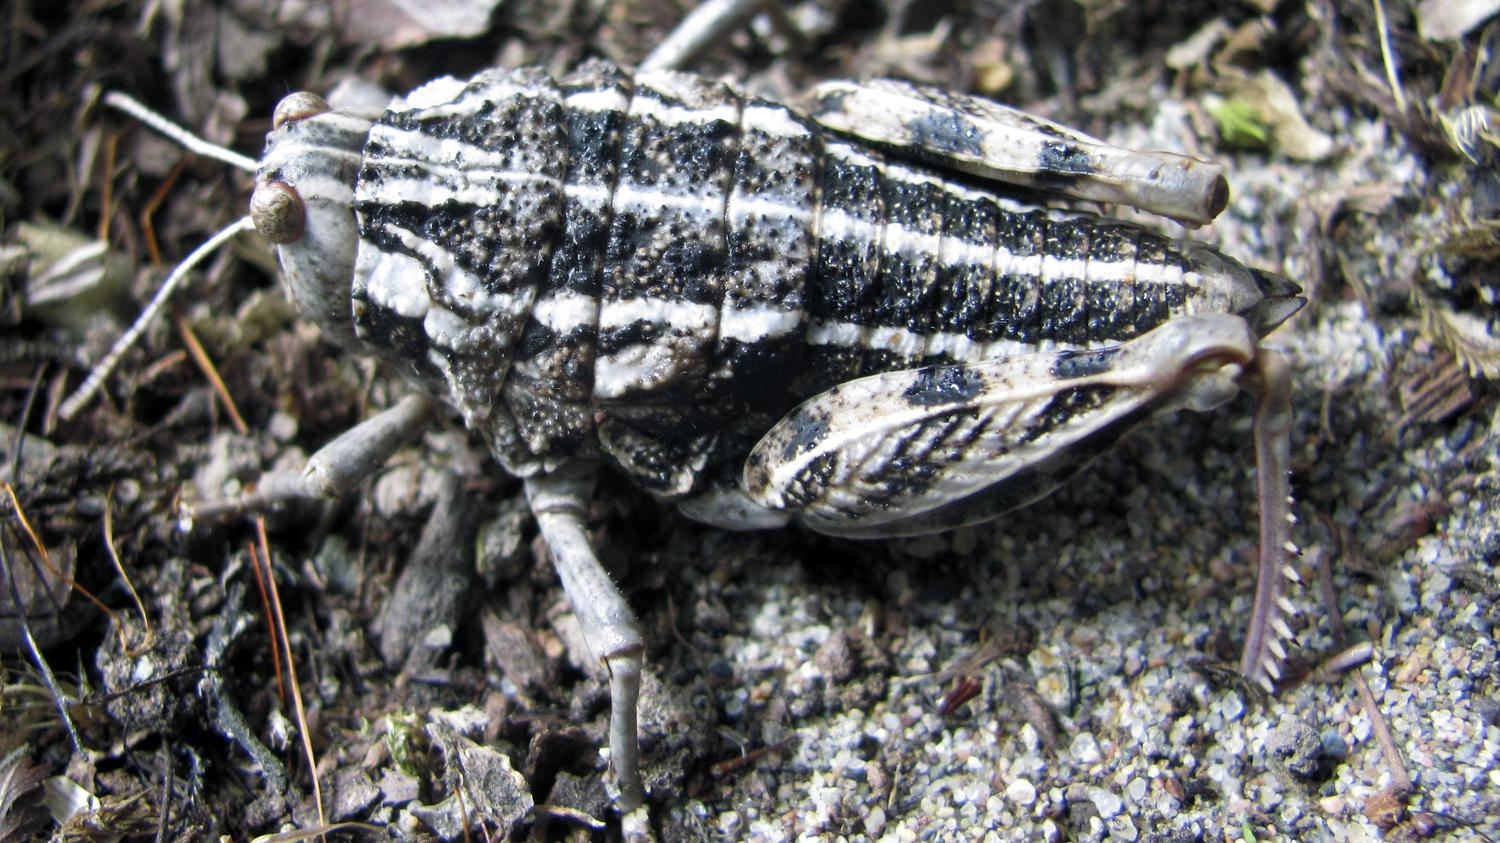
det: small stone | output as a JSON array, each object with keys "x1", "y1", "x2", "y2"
[
  {"x1": 312, "y1": 535, "x2": 361, "y2": 595},
  {"x1": 1363, "y1": 786, "x2": 1408, "y2": 830},
  {"x1": 1090, "y1": 786, "x2": 1123, "y2": 819},
  {"x1": 1351, "y1": 715, "x2": 1373, "y2": 742},
  {"x1": 1108, "y1": 814, "x2": 1139, "y2": 841},
  {"x1": 474, "y1": 500, "x2": 529, "y2": 587},
  {"x1": 1070, "y1": 732, "x2": 1103, "y2": 765},
  {"x1": 548, "y1": 772, "x2": 609, "y2": 820},
  {"x1": 1126, "y1": 777, "x2": 1148, "y2": 802},
  {"x1": 267, "y1": 410, "x2": 299, "y2": 442},
  {"x1": 1221, "y1": 693, "x2": 1246, "y2": 721},
  {"x1": 815, "y1": 627, "x2": 858, "y2": 683},
  {"x1": 1474, "y1": 696, "x2": 1500, "y2": 727},
  {"x1": 377, "y1": 768, "x2": 420, "y2": 806},
  {"x1": 331, "y1": 768, "x2": 378, "y2": 820},
  {"x1": 1319, "y1": 728, "x2": 1349, "y2": 760},
  {"x1": 425, "y1": 721, "x2": 534, "y2": 833},
  {"x1": 1319, "y1": 795, "x2": 1347, "y2": 815},
  {"x1": 865, "y1": 806, "x2": 887, "y2": 836},
  {"x1": 707, "y1": 657, "x2": 734, "y2": 682},
  {"x1": 1006, "y1": 777, "x2": 1037, "y2": 806},
  {"x1": 1267, "y1": 717, "x2": 1325, "y2": 779}
]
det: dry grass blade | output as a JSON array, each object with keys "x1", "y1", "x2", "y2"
[
  {"x1": 1313, "y1": 539, "x2": 1413, "y2": 796},
  {"x1": 138, "y1": 157, "x2": 187, "y2": 268},
  {"x1": 102, "y1": 491, "x2": 153, "y2": 657},
  {"x1": 1370, "y1": 0, "x2": 1408, "y2": 114},
  {"x1": 96, "y1": 130, "x2": 120, "y2": 243},
  {"x1": 247, "y1": 539, "x2": 286, "y2": 704},
  {"x1": 0, "y1": 533, "x2": 82, "y2": 754},
  {"x1": 4, "y1": 482, "x2": 126, "y2": 649},
  {"x1": 173, "y1": 311, "x2": 248, "y2": 434},
  {"x1": 254, "y1": 517, "x2": 327, "y2": 834}
]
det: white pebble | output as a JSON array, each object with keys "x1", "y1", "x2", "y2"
[
  {"x1": 1006, "y1": 777, "x2": 1037, "y2": 806},
  {"x1": 1221, "y1": 693, "x2": 1246, "y2": 721},
  {"x1": 1090, "y1": 786, "x2": 1123, "y2": 818},
  {"x1": 865, "y1": 806, "x2": 886, "y2": 836},
  {"x1": 1070, "y1": 732, "x2": 1103, "y2": 765}
]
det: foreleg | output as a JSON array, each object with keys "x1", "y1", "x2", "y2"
[{"x1": 188, "y1": 393, "x2": 436, "y2": 522}]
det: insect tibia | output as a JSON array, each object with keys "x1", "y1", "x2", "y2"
[{"x1": 1241, "y1": 348, "x2": 1297, "y2": 690}]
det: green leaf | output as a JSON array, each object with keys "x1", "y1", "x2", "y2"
[{"x1": 1207, "y1": 97, "x2": 1270, "y2": 147}]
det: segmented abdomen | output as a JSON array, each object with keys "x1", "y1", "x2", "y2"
[{"x1": 348, "y1": 61, "x2": 1209, "y2": 494}]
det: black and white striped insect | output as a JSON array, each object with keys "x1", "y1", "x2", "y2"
[{"x1": 73, "y1": 56, "x2": 1303, "y2": 815}]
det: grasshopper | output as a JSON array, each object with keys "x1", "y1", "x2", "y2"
[{"x1": 68, "y1": 33, "x2": 1302, "y2": 819}]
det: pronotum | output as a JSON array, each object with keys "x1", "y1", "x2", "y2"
[{"x1": 67, "y1": 32, "x2": 1303, "y2": 821}]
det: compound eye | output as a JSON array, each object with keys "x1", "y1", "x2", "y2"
[
  {"x1": 272, "y1": 92, "x2": 331, "y2": 129},
  {"x1": 250, "y1": 180, "x2": 305, "y2": 244}
]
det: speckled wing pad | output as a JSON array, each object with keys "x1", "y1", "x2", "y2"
[
  {"x1": 744, "y1": 313, "x2": 1260, "y2": 535},
  {"x1": 805, "y1": 78, "x2": 1229, "y2": 226}
]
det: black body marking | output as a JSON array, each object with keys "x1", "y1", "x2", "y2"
[
  {"x1": 1038, "y1": 140, "x2": 1092, "y2": 175},
  {"x1": 308, "y1": 62, "x2": 1247, "y2": 492},
  {"x1": 1051, "y1": 347, "x2": 1121, "y2": 380},
  {"x1": 903, "y1": 365, "x2": 985, "y2": 406},
  {"x1": 906, "y1": 111, "x2": 984, "y2": 157}
]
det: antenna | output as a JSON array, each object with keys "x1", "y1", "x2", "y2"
[
  {"x1": 101, "y1": 92, "x2": 258, "y2": 173},
  {"x1": 59, "y1": 94, "x2": 260, "y2": 421}
]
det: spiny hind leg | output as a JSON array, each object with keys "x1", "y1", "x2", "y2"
[
  {"x1": 742, "y1": 315, "x2": 1298, "y2": 685},
  {"x1": 1240, "y1": 348, "x2": 1299, "y2": 692}
]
